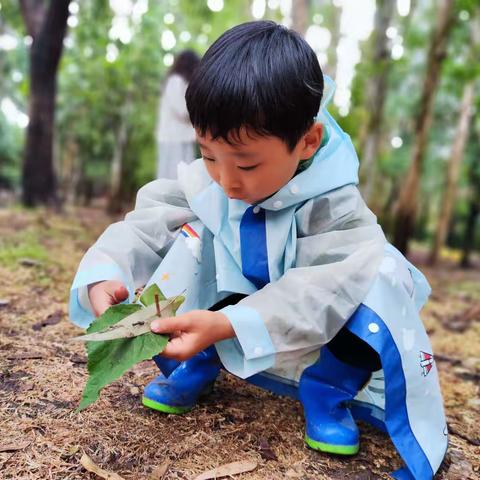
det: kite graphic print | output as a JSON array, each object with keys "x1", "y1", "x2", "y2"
[
  {"x1": 420, "y1": 351, "x2": 434, "y2": 377},
  {"x1": 180, "y1": 223, "x2": 202, "y2": 263},
  {"x1": 181, "y1": 223, "x2": 200, "y2": 240}
]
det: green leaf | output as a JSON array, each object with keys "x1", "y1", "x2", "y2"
[
  {"x1": 139, "y1": 283, "x2": 166, "y2": 307},
  {"x1": 77, "y1": 291, "x2": 184, "y2": 411}
]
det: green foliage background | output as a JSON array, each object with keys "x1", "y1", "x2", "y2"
[{"x1": 0, "y1": 0, "x2": 479, "y2": 250}]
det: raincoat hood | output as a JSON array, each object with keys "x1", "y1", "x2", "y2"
[{"x1": 178, "y1": 75, "x2": 359, "y2": 218}]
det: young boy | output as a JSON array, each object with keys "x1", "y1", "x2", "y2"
[{"x1": 70, "y1": 21, "x2": 447, "y2": 480}]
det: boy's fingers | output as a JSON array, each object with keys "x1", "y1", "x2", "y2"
[
  {"x1": 161, "y1": 337, "x2": 182, "y2": 357},
  {"x1": 151, "y1": 316, "x2": 190, "y2": 334},
  {"x1": 161, "y1": 337, "x2": 192, "y2": 361},
  {"x1": 93, "y1": 298, "x2": 113, "y2": 317},
  {"x1": 112, "y1": 285, "x2": 129, "y2": 303},
  {"x1": 88, "y1": 280, "x2": 128, "y2": 317}
]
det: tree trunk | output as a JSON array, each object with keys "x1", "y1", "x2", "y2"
[
  {"x1": 359, "y1": 0, "x2": 396, "y2": 202},
  {"x1": 107, "y1": 100, "x2": 131, "y2": 214},
  {"x1": 392, "y1": 0, "x2": 455, "y2": 254},
  {"x1": 429, "y1": 82, "x2": 475, "y2": 264},
  {"x1": 20, "y1": 0, "x2": 70, "y2": 207},
  {"x1": 292, "y1": 0, "x2": 309, "y2": 37},
  {"x1": 60, "y1": 137, "x2": 81, "y2": 206},
  {"x1": 460, "y1": 127, "x2": 480, "y2": 268},
  {"x1": 0, "y1": 18, "x2": 6, "y2": 94},
  {"x1": 460, "y1": 197, "x2": 479, "y2": 268}
]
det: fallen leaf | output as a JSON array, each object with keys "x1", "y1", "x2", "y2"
[
  {"x1": 148, "y1": 461, "x2": 169, "y2": 480},
  {"x1": 73, "y1": 288, "x2": 182, "y2": 342},
  {"x1": 80, "y1": 453, "x2": 126, "y2": 480},
  {"x1": 32, "y1": 310, "x2": 63, "y2": 331},
  {"x1": 258, "y1": 437, "x2": 277, "y2": 461},
  {"x1": 76, "y1": 287, "x2": 183, "y2": 411},
  {"x1": 73, "y1": 303, "x2": 159, "y2": 341},
  {"x1": 0, "y1": 441, "x2": 31, "y2": 452},
  {"x1": 193, "y1": 460, "x2": 258, "y2": 480}
]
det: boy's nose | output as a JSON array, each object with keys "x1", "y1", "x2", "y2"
[{"x1": 219, "y1": 170, "x2": 242, "y2": 194}]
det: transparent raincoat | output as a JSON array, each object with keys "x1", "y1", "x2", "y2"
[{"x1": 70, "y1": 77, "x2": 447, "y2": 480}]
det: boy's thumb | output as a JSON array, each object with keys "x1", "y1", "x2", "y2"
[
  {"x1": 150, "y1": 317, "x2": 184, "y2": 334},
  {"x1": 113, "y1": 285, "x2": 129, "y2": 303}
]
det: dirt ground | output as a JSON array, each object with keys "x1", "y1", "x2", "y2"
[{"x1": 0, "y1": 207, "x2": 479, "y2": 480}]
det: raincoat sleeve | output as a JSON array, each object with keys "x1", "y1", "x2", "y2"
[
  {"x1": 69, "y1": 178, "x2": 196, "y2": 328},
  {"x1": 215, "y1": 185, "x2": 387, "y2": 378}
]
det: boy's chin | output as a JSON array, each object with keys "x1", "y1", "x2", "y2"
[
  {"x1": 236, "y1": 197, "x2": 261, "y2": 205},
  {"x1": 227, "y1": 192, "x2": 272, "y2": 205},
  {"x1": 228, "y1": 195, "x2": 252, "y2": 204}
]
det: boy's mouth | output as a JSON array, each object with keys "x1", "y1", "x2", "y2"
[{"x1": 226, "y1": 191, "x2": 245, "y2": 201}]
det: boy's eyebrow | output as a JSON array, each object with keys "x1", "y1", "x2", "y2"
[
  {"x1": 198, "y1": 141, "x2": 258, "y2": 159},
  {"x1": 231, "y1": 151, "x2": 258, "y2": 159},
  {"x1": 197, "y1": 141, "x2": 210, "y2": 150}
]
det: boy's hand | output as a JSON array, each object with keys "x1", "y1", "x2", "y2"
[
  {"x1": 151, "y1": 310, "x2": 235, "y2": 361},
  {"x1": 87, "y1": 280, "x2": 129, "y2": 317}
]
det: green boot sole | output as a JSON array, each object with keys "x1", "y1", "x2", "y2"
[
  {"x1": 305, "y1": 434, "x2": 359, "y2": 455},
  {"x1": 142, "y1": 396, "x2": 192, "y2": 414}
]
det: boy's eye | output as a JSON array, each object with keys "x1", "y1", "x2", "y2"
[
  {"x1": 238, "y1": 165, "x2": 259, "y2": 171},
  {"x1": 203, "y1": 156, "x2": 215, "y2": 162}
]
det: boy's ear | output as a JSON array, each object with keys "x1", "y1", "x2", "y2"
[{"x1": 299, "y1": 123, "x2": 323, "y2": 160}]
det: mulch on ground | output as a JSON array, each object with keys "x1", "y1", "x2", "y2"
[{"x1": 0, "y1": 207, "x2": 478, "y2": 479}]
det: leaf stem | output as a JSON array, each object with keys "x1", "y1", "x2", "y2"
[{"x1": 154, "y1": 294, "x2": 161, "y2": 317}]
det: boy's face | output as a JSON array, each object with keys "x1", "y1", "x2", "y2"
[{"x1": 197, "y1": 124, "x2": 322, "y2": 205}]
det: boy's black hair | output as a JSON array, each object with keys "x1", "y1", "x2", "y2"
[{"x1": 185, "y1": 21, "x2": 323, "y2": 151}]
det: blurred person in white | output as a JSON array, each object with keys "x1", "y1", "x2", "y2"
[{"x1": 156, "y1": 50, "x2": 201, "y2": 179}]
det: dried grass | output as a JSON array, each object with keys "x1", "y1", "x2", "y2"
[{"x1": 0, "y1": 208, "x2": 478, "y2": 479}]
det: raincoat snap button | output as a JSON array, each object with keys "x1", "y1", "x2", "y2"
[
  {"x1": 368, "y1": 323, "x2": 380, "y2": 333},
  {"x1": 379, "y1": 257, "x2": 396, "y2": 274},
  {"x1": 273, "y1": 200, "x2": 283, "y2": 209},
  {"x1": 253, "y1": 206, "x2": 261, "y2": 214}
]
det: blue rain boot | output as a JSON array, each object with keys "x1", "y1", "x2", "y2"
[
  {"x1": 142, "y1": 346, "x2": 221, "y2": 414},
  {"x1": 152, "y1": 355, "x2": 180, "y2": 378},
  {"x1": 299, "y1": 346, "x2": 371, "y2": 455}
]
